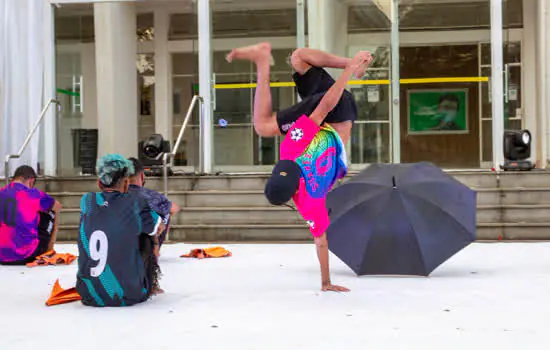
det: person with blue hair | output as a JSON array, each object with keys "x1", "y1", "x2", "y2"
[{"x1": 76, "y1": 154, "x2": 165, "y2": 307}]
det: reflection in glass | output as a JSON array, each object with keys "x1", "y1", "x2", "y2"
[
  {"x1": 171, "y1": 53, "x2": 198, "y2": 166},
  {"x1": 55, "y1": 4, "x2": 91, "y2": 175},
  {"x1": 397, "y1": 0, "x2": 494, "y2": 169},
  {"x1": 137, "y1": 13, "x2": 154, "y2": 42},
  {"x1": 212, "y1": 36, "x2": 295, "y2": 165},
  {"x1": 482, "y1": 119, "x2": 492, "y2": 163},
  {"x1": 481, "y1": 42, "x2": 522, "y2": 65},
  {"x1": 350, "y1": 70, "x2": 390, "y2": 122},
  {"x1": 505, "y1": 65, "x2": 521, "y2": 123},
  {"x1": 137, "y1": 54, "x2": 155, "y2": 141},
  {"x1": 351, "y1": 123, "x2": 390, "y2": 164}
]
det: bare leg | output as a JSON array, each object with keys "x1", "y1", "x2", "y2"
[
  {"x1": 291, "y1": 48, "x2": 369, "y2": 78},
  {"x1": 47, "y1": 213, "x2": 58, "y2": 252},
  {"x1": 227, "y1": 42, "x2": 280, "y2": 137}
]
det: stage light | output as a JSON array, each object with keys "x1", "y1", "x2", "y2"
[
  {"x1": 140, "y1": 134, "x2": 170, "y2": 160},
  {"x1": 500, "y1": 129, "x2": 535, "y2": 171},
  {"x1": 138, "y1": 134, "x2": 173, "y2": 176}
]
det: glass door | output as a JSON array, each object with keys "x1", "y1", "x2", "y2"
[
  {"x1": 350, "y1": 66, "x2": 391, "y2": 165},
  {"x1": 504, "y1": 61, "x2": 522, "y2": 129},
  {"x1": 479, "y1": 64, "x2": 492, "y2": 167},
  {"x1": 479, "y1": 43, "x2": 522, "y2": 168},
  {"x1": 346, "y1": 0, "x2": 392, "y2": 168}
]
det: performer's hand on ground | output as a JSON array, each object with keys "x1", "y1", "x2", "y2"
[{"x1": 322, "y1": 283, "x2": 351, "y2": 293}]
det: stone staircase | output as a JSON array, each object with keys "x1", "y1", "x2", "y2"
[{"x1": 36, "y1": 170, "x2": 550, "y2": 242}]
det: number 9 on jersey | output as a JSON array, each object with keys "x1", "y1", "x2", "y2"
[{"x1": 89, "y1": 230, "x2": 108, "y2": 277}]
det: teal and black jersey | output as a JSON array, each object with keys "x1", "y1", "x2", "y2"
[{"x1": 76, "y1": 191, "x2": 162, "y2": 307}]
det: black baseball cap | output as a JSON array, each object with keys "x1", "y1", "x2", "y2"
[{"x1": 264, "y1": 160, "x2": 302, "y2": 205}]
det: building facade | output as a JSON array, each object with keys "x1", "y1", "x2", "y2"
[{"x1": 2, "y1": 0, "x2": 550, "y2": 177}]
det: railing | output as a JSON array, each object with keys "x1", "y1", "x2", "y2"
[
  {"x1": 4, "y1": 99, "x2": 60, "y2": 185},
  {"x1": 163, "y1": 95, "x2": 204, "y2": 196}
]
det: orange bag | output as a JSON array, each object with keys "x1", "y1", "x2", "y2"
[
  {"x1": 180, "y1": 247, "x2": 232, "y2": 259},
  {"x1": 27, "y1": 250, "x2": 77, "y2": 267}
]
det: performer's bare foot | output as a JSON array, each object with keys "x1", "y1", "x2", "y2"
[
  {"x1": 353, "y1": 52, "x2": 374, "y2": 79},
  {"x1": 226, "y1": 42, "x2": 272, "y2": 64},
  {"x1": 152, "y1": 287, "x2": 165, "y2": 295}
]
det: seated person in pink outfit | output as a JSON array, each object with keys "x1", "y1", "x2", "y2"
[
  {"x1": 227, "y1": 43, "x2": 372, "y2": 292},
  {"x1": 0, "y1": 165, "x2": 62, "y2": 265}
]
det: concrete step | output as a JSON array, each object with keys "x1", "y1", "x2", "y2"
[
  {"x1": 39, "y1": 175, "x2": 270, "y2": 193},
  {"x1": 477, "y1": 223, "x2": 550, "y2": 240},
  {"x1": 57, "y1": 224, "x2": 312, "y2": 242},
  {"x1": 496, "y1": 188, "x2": 550, "y2": 205},
  {"x1": 476, "y1": 188, "x2": 550, "y2": 205},
  {"x1": 477, "y1": 205, "x2": 550, "y2": 223},
  {"x1": 51, "y1": 191, "x2": 272, "y2": 208},
  {"x1": 56, "y1": 223, "x2": 550, "y2": 242},
  {"x1": 58, "y1": 205, "x2": 550, "y2": 226},
  {"x1": 36, "y1": 170, "x2": 513, "y2": 194},
  {"x1": 50, "y1": 187, "x2": 550, "y2": 210},
  {"x1": 497, "y1": 171, "x2": 550, "y2": 188},
  {"x1": 58, "y1": 207, "x2": 303, "y2": 226}
]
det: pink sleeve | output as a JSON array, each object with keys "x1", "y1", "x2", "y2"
[
  {"x1": 293, "y1": 180, "x2": 330, "y2": 237},
  {"x1": 306, "y1": 203, "x2": 330, "y2": 237},
  {"x1": 280, "y1": 115, "x2": 320, "y2": 160}
]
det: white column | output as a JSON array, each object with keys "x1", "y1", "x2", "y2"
[
  {"x1": 198, "y1": 0, "x2": 213, "y2": 173},
  {"x1": 43, "y1": 4, "x2": 57, "y2": 176},
  {"x1": 390, "y1": 0, "x2": 400, "y2": 164},
  {"x1": 536, "y1": 0, "x2": 548, "y2": 168},
  {"x1": 522, "y1": 0, "x2": 538, "y2": 165},
  {"x1": 542, "y1": 0, "x2": 550, "y2": 168},
  {"x1": 154, "y1": 9, "x2": 172, "y2": 144},
  {"x1": 307, "y1": 0, "x2": 348, "y2": 77},
  {"x1": 296, "y1": 0, "x2": 306, "y2": 49},
  {"x1": 307, "y1": 0, "x2": 350, "y2": 160},
  {"x1": 490, "y1": 0, "x2": 505, "y2": 170},
  {"x1": 94, "y1": 2, "x2": 138, "y2": 157}
]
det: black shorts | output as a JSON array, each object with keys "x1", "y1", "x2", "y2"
[
  {"x1": 276, "y1": 67, "x2": 358, "y2": 134},
  {"x1": 0, "y1": 211, "x2": 54, "y2": 265}
]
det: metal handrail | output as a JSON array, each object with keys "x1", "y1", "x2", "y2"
[
  {"x1": 163, "y1": 95, "x2": 204, "y2": 196},
  {"x1": 4, "y1": 99, "x2": 60, "y2": 185}
]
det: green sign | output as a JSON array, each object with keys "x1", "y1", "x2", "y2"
[
  {"x1": 408, "y1": 89, "x2": 468, "y2": 134},
  {"x1": 57, "y1": 88, "x2": 80, "y2": 97}
]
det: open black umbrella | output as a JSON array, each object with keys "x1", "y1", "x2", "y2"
[{"x1": 326, "y1": 162, "x2": 476, "y2": 276}]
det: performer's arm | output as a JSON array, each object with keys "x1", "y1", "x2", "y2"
[
  {"x1": 305, "y1": 202, "x2": 350, "y2": 293},
  {"x1": 309, "y1": 51, "x2": 371, "y2": 126},
  {"x1": 314, "y1": 234, "x2": 350, "y2": 292}
]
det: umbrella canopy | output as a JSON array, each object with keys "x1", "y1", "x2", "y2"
[{"x1": 326, "y1": 162, "x2": 476, "y2": 276}]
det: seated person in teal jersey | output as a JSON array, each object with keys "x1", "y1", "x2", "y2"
[{"x1": 76, "y1": 154, "x2": 165, "y2": 307}]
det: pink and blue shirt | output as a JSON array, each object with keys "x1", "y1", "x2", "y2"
[
  {"x1": 0, "y1": 183, "x2": 55, "y2": 262},
  {"x1": 280, "y1": 116, "x2": 348, "y2": 237}
]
